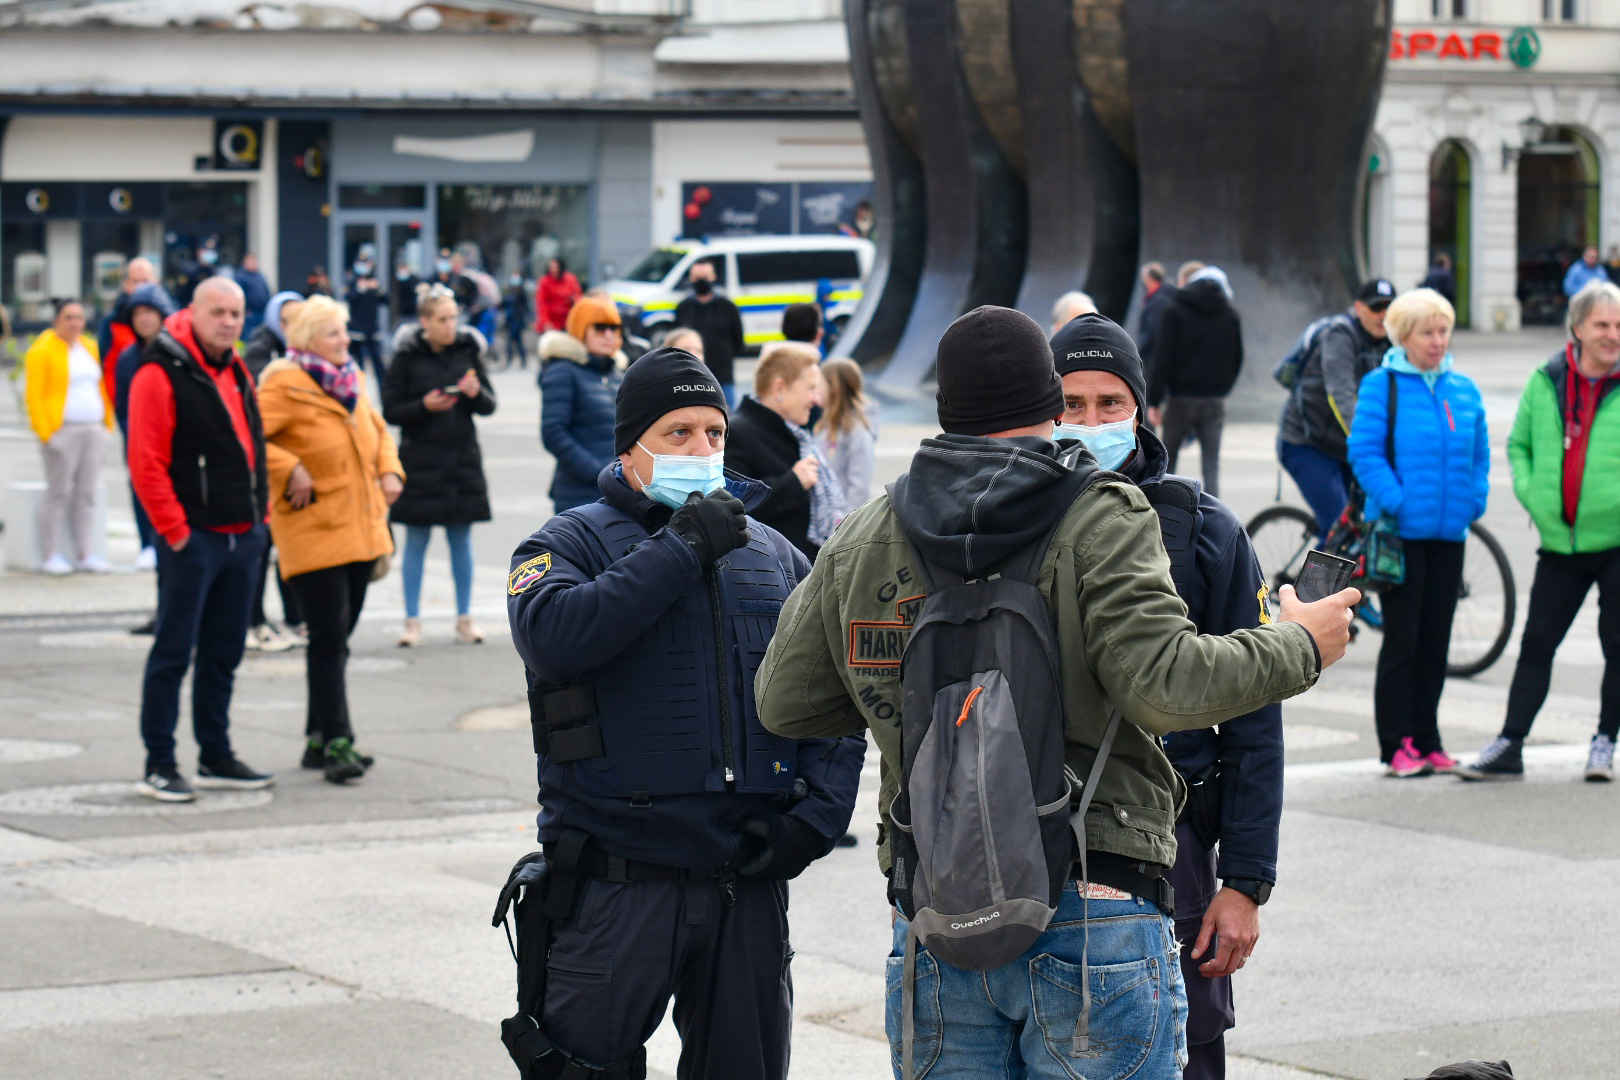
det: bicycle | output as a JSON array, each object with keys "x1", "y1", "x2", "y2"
[{"x1": 1245, "y1": 504, "x2": 1517, "y2": 677}]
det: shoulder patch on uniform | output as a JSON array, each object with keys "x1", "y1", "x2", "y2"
[
  {"x1": 508, "y1": 553, "x2": 553, "y2": 595},
  {"x1": 1257, "y1": 582, "x2": 1273, "y2": 625}
]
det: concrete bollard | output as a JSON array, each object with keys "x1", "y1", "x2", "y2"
[{"x1": 4, "y1": 480, "x2": 108, "y2": 572}]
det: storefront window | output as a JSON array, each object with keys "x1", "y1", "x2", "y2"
[
  {"x1": 162, "y1": 182, "x2": 248, "y2": 301},
  {"x1": 2, "y1": 220, "x2": 49, "y2": 325},
  {"x1": 437, "y1": 184, "x2": 590, "y2": 283}
]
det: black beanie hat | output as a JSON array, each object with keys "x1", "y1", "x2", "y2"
[
  {"x1": 614, "y1": 347, "x2": 729, "y2": 455},
  {"x1": 1050, "y1": 314, "x2": 1148, "y2": 413},
  {"x1": 935, "y1": 306, "x2": 1064, "y2": 436}
]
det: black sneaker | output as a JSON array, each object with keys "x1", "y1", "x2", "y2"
[
  {"x1": 303, "y1": 738, "x2": 373, "y2": 770},
  {"x1": 1455, "y1": 736, "x2": 1524, "y2": 781},
  {"x1": 136, "y1": 767, "x2": 196, "y2": 803},
  {"x1": 324, "y1": 737, "x2": 367, "y2": 784},
  {"x1": 129, "y1": 617, "x2": 157, "y2": 636},
  {"x1": 196, "y1": 756, "x2": 275, "y2": 790}
]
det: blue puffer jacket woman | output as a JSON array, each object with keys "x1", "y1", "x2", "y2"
[
  {"x1": 1348, "y1": 349, "x2": 1489, "y2": 542},
  {"x1": 539, "y1": 329, "x2": 624, "y2": 512},
  {"x1": 1348, "y1": 289, "x2": 1489, "y2": 780}
]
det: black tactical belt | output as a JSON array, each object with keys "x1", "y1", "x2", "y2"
[
  {"x1": 545, "y1": 841, "x2": 731, "y2": 886},
  {"x1": 1078, "y1": 850, "x2": 1176, "y2": 919}
]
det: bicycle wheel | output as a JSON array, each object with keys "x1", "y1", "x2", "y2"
[
  {"x1": 1245, "y1": 506, "x2": 1318, "y2": 594},
  {"x1": 1447, "y1": 522, "x2": 1517, "y2": 678}
]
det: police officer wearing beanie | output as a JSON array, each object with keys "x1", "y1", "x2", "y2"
[
  {"x1": 1052, "y1": 313, "x2": 1283, "y2": 1080},
  {"x1": 504, "y1": 347, "x2": 864, "y2": 1080}
]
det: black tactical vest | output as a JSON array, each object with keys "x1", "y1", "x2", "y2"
[{"x1": 537, "y1": 501, "x2": 804, "y2": 802}]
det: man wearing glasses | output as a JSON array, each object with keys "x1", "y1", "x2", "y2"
[{"x1": 1277, "y1": 277, "x2": 1396, "y2": 540}]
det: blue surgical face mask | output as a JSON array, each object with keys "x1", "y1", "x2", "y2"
[
  {"x1": 633, "y1": 442, "x2": 727, "y2": 509},
  {"x1": 1054, "y1": 411, "x2": 1138, "y2": 471}
]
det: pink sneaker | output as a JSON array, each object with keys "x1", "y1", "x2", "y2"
[
  {"x1": 1386, "y1": 739, "x2": 1431, "y2": 778},
  {"x1": 1422, "y1": 749, "x2": 1458, "y2": 773}
]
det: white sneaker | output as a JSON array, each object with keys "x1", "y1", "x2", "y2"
[
  {"x1": 41, "y1": 554, "x2": 73, "y2": 576},
  {"x1": 135, "y1": 546, "x2": 157, "y2": 571},
  {"x1": 252, "y1": 624, "x2": 295, "y2": 653},
  {"x1": 78, "y1": 554, "x2": 113, "y2": 574}
]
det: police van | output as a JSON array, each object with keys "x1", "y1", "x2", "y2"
[{"x1": 607, "y1": 235, "x2": 874, "y2": 349}]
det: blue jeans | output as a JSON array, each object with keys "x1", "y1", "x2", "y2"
[
  {"x1": 140, "y1": 525, "x2": 267, "y2": 771},
  {"x1": 887, "y1": 883, "x2": 1187, "y2": 1080},
  {"x1": 401, "y1": 522, "x2": 474, "y2": 618},
  {"x1": 1278, "y1": 438, "x2": 1353, "y2": 542}
]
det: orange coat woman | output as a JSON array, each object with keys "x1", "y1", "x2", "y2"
[{"x1": 257, "y1": 295, "x2": 403, "y2": 784}]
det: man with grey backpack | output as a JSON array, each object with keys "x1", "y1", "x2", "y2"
[{"x1": 757, "y1": 305, "x2": 1358, "y2": 1079}]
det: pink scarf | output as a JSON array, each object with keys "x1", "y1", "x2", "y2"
[{"x1": 288, "y1": 348, "x2": 360, "y2": 412}]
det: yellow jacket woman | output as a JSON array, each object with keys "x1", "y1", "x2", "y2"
[
  {"x1": 25, "y1": 316, "x2": 113, "y2": 443},
  {"x1": 24, "y1": 300, "x2": 114, "y2": 574}
]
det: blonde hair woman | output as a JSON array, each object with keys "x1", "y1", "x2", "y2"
[
  {"x1": 381, "y1": 284, "x2": 495, "y2": 646},
  {"x1": 815, "y1": 357, "x2": 878, "y2": 512},
  {"x1": 25, "y1": 299, "x2": 114, "y2": 574},
  {"x1": 723, "y1": 343, "x2": 839, "y2": 560},
  {"x1": 1348, "y1": 287, "x2": 1489, "y2": 778},
  {"x1": 258, "y1": 295, "x2": 404, "y2": 784}
]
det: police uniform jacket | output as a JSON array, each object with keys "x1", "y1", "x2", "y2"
[
  {"x1": 1122, "y1": 427, "x2": 1283, "y2": 917},
  {"x1": 506, "y1": 462, "x2": 865, "y2": 871}
]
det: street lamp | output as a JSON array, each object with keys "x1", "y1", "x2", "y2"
[{"x1": 1503, "y1": 115, "x2": 1550, "y2": 170}]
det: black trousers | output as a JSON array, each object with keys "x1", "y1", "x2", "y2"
[
  {"x1": 1503, "y1": 547, "x2": 1620, "y2": 741},
  {"x1": 351, "y1": 333, "x2": 386, "y2": 382},
  {"x1": 1171, "y1": 823, "x2": 1234, "y2": 1080},
  {"x1": 1162, "y1": 395, "x2": 1227, "y2": 497},
  {"x1": 1374, "y1": 539, "x2": 1465, "y2": 762},
  {"x1": 285, "y1": 560, "x2": 373, "y2": 742},
  {"x1": 542, "y1": 875, "x2": 791, "y2": 1080},
  {"x1": 251, "y1": 542, "x2": 303, "y2": 629}
]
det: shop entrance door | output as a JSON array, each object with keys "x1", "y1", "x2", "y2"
[
  {"x1": 1517, "y1": 127, "x2": 1601, "y2": 326},
  {"x1": 335, "y1": 213, "x2": 426, "y2": 337},
  {"x1": 1429, "y1": 141, "x2": 1471, "y2": 328}
]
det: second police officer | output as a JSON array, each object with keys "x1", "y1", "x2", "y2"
[
  {"x1": 504, "y1": 346, "x2": 864, "y2": 1080},
  {"x1": 1052, "y1": 314, "x2": 1282, "y2": 1080}
]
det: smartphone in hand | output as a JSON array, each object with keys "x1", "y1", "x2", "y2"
[{"x1": 1294, "y1": 550, "x2": 1356, "y2": 603}]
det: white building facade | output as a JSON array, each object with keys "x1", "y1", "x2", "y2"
[
  {"x1": 0, "y1": 0, "x2": 869, "y2": 327},
  {"x1": 1369, "y1": 0, "x2": 1620, "y2": 328}
]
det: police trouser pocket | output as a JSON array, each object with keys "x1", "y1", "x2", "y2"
[{"x1": 1030, "y1": 953, "x2": 1162, "y2": 1080}]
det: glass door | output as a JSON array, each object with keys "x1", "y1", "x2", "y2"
[{"x1": 336, "y1": 215, "x2": 423, "y2": 337}]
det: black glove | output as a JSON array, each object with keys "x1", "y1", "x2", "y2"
[
  {"x1": 668, "y1": 489, "x2": 749, "y2": 565},
  {"x1": 737, "y1": 815, "x2": 824, "y2": 880}
]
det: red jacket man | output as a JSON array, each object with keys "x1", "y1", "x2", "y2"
[{"x1": 127, "y1": 277, "x2": 274, "y2": 803}]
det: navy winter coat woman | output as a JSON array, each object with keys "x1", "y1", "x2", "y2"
[
  {"x1": 539, "y1": 330, "x2": 624, "y2": 512},
  {"x1": 381, "y1": 323, "x2": 495, "y2": 526}
]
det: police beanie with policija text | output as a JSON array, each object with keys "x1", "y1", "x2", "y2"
[
  {"x1": 1050, "y1": 314, "x2": 1149, "y2": 414},
  {"x1": 614, "y1": 347, "x2": 730, "y2": 455},
  {"x1": 935, "y1": 306, "x2": 1064, "y2": 436}
]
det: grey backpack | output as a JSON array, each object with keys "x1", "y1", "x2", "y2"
[{"x1": 888, "y1": 486, "x2": 1121, "y2": 1076}]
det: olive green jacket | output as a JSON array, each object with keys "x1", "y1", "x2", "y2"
[{"x1": 755, "y1": 479, "x2": 1321, "y2": 872}]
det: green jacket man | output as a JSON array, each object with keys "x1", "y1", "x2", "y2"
[{"x1": 754, "y1": 306, "x2": 1357, "y2": 1080}]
